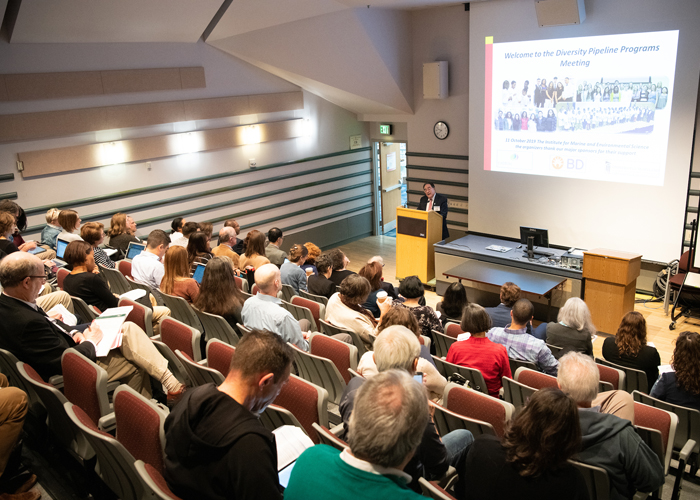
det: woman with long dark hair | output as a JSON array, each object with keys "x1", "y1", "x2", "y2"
[
  {"x1": 194, "y1": 256, "x2": 247, "y2": 329},
  {"x1": 603, "y1": 311, "x2": 660, "y2": 386},
  {"x1": 650, "y1": 331, "x2": 700, "y2": 411},
  {"x1": 461, "y1": 388, "x2": 587, "y2": 499},
  {"x1": 107, "y1": 212, "x2": 140, "y2": 254},
  {"x1": 187, "y1": 232, "x2": 213, "y2": 277},
  {"x1": 436, "y1": 282, "x2": 468, "y2": 326},
  {"x1": 238, "y1": 230, "x2": 270, "y2": 270},
  {"x1": 358, "y1": 261, "x2": 384, "y2": 318}
]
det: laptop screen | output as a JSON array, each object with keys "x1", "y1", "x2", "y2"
[
  {"x1": 278, "y1": 461, "x2": 296, "y2": 489},
  {"x1": 56, "y1": 239, "x2": 69, "y2": 259},
  {"x1": 126, "y1": 242, "x2": 146, "y2": 260},
  {"x1": 192, "y1": 263, "x2": 206, "y2": 284}
]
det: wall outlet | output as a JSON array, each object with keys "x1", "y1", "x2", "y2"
[
  {"x1": 146, "y1": 161, "x2": 152, "y2": 171},
  {"x1": 249, "y1": 159, "x2": 257, "y2": 168}
]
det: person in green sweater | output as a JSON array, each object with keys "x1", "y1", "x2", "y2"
[{"x1": 284, "y1": 369, "x2": 428, "y2": 500}]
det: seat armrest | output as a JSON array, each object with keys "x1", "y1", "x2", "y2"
[
  {"x1": 330, "y1": 423, "x2": 345, "y2": 436},
  {"x1": 679, "y1": 439, "x2": 697, "y2": 462},
  {"x1": 197, "y1": 359, "x2": 207, "y2": 366},
  {"x1": 49, "y1": 375, "x2": 64, "y2": 389},
  {"x1": 150, "y1": 335, "x2": 161, "y2": 341},
  {"x1": 98, "y1": 412, "x2": 116, "y2": 433}
]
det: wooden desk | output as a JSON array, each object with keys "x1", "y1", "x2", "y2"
[{"x1": 444, "y1": 260, "x2": 566, "y2": 320}]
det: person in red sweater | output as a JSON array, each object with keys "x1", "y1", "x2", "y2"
[{"x1": 446, "y1": 303, "x2": 511, "y2": 397}]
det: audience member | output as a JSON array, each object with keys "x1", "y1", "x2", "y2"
[
  {"x1": 131, "y1": 229, "x2": 170, "y2": 289},
  {"x1": 394, "y1": 276, "x2": 443, "y2": 341},
  {"x1": 56, "y1": 210, "x2": 83, "y2": 244},
  {"x1": 238, "y1": 230, "x2": 270, "y2": 270},
  {"x1": 62, "y1": 241, "x2": 118, "y2": 313},
  {"x1": 0, "y1": 213, "x2": 19, "y2": 256},
  {"x1": 169, "y1": 217, "x2": 186, "y2": 246},
  {"x1": 199, "y1": 222, "x2": 213, "y2": 242},
  {"x1": 265, "y1": 227, "x2": 286, "y2": 267},
  {"x1": 171, "y1": 222, "x2": 199, "y2": 249},
  {"x1": 358, "y1": 261, "x2": 384, "y2": 318},
  {"x1": 358, "y1": 311, "x2": 446, "y2": 401},
  {"x1": 81, "y1": 222, "x2": 114, "y2": 269},
  {"x1": 224, "y1": 219, "x2": 245, "y2": 254},
  {"x1": 462, "y1": 388, "x2": 587, "y2": 500},
  {"x1": 602, "y1": 311, "x2": 660, "y2": 387},
  {"x1": 0, "y1": 252, "x2": 184, "y2": 400},
  {"x1": 280, "y1": 244, "x2": 308, "y2": 294},
  {"x1": 488, "y1": 299, "x2": 558, "y2": 375},
  {"x1": 368, "y1": 255, "x2": 398, "y2": 299},
  {"x1": 650, "y1": 330, "x2": 700, "y2": 412},
  {"x1": 164, "y1": 329, "x2": 292, "y2": 500},
  {"x1": 301, "y1": 241, "x2": 321, "y2": 275},
  {"x1": 187, "y1": 232, "x2": 212, "y2": 277},
  {"x1": 194, "y1": 257, "x2": 246, "y2": 330},
  {"x1": 107, "y1": 212, "x2": 140, "y2": 255},
  {"x1": 241, "y1": 264, "x2": 310, "y2": 350},
  {"x1": 339, "y1": 326, "x2": 472, "y2": 493},
  {"x1": 537, "y1": 297, "x2": 594, "y2": 357},
  {"x1": 40, "y1": 208, "x2": 62, "y2": 250},
  {"x1": 307, "y1": 253, "x2": 336, "y2": 299},
  {"x1": 485, "y1": 282, "x2": 521, "y2": 328},
  {"x1": 8, "y1": 206, "x2": 55, "y2": 261},
  {"x1": 286, "y1": 369, "x2": 429, "y2": 500},
  {"x1": 210, "y1": 226, "x2": 240, "y2": 269},
  {"x1": 446, "y1": 304, "x2": 511, "y2": 397},
  {"x1": 558, "y1": 351, "x2": 634, "y2": 422},
  {"x1": 436, "y1": 282, "x2": 468, "y2": 327},
  {"x1": 328, "y1": 248, "x2": 354, "y2": 287},
  {"x1": 160, "y1": 246, "x2": 200, "y2": 304},
  {"x1": 326, "y1": 274, "x2": 392, "y2": 349},
  {"x1": 560, "y1": 353, "x2": 664, "y2": 499}
]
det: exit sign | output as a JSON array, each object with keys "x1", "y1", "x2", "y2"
[{"x1": 379, "y1": 124, "x2": 392, "y2": 135}]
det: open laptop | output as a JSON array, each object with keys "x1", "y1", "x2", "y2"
[
  {"x1": 52, "y1": 238, "x2": 70, "y2": 267},
  {"x1": 125, "y1": 241, "x2": 146, "y2": 260},
  {"x1": 192, "y1": 263, "x2": 206, "y2": 284}
]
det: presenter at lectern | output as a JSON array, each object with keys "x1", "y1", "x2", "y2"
[{"x1": 417, "y1": 182, "x2": 449, "y2": 240}]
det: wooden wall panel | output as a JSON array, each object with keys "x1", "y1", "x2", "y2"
[
  {"x1": 0, "y1": 67, "x2": 206, "y2": 102},
  {"x1": 106, "y1": 101, "x2": 186, "y2": 129},
  {"x1": 183, "y1": 95, "x2": 251, "y2": 120},
  {"x1": 17, "y1": 118, "x2": 304, "y2": 178},
  {"x1": 249, "y1": 91, "x2": 304, "y2": 114}
]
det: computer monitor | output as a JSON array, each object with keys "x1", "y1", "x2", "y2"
[
  {"x1": 125, "y1": 241, "x2": 146, "y2": 260},
  {"x1": 56, "y1": 238, "x2": 69, "y2": 259},
  {"x1": 519, "y1": 226, "x2": 549, "y2": 248},
  {"x1": 192, "y1": 263, "x2": 206, "y2": 284}
]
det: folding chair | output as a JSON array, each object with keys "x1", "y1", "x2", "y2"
[
  {"x1": 251, "y1": 283, "x2": 260, "y2": 295},
  {"x1": 291, "y1": 295, "x2": 326, "y2": 331},
  {"x1": 595, "y1": 358, "x2": 648, "y2": 393},
  {"x1": 100, "y1": 264, "x2": 133, "y2": 295},
  {"x1": 300, "y1": 289, "x2": 329, "y2": 306},
  {"x1": 433, "y1": 330, "x2": 458, "y2": 358},
  {"x1": 65, "y1": 402, "x2": 151, "y2": 500},
  {"x1": 444, "y1": 322, "x2": 464, "y2": 339},
  {"x1": 421, "y1": 335, "x2": 432, "y2": 352},
  {"x1": 280, "y1": 283, "x2": 296, "y2": 302},
  {"x1": 508, "y1": 357, "x2": 539, "y2": 375},
  {"x1": 418, "y1": 478, "x2": 458, "y2": 500},
  {"x1": 432, "y1": 356, "x2": 489, "y2": 395},
  {"x1": 501, "y1": 376, "x2": 537, "y2": 412},
  {"x1": 280, "y1": 300, "x2": 317, "y2": 331},
  {"x1": 56, "y1": 267, "x2": 69, "y2": 290},
  {"x1": 71, "y1": 295, "x2": 100, "y2": 322},
  {"x1": 61, "y1": 348, "x2": 115, "y2": 431},
  {"x1": 546, "y1": 343, "x2": 563, "y2": 357},
  {"x1": 126, "y1": 277, "x2": 165, "y2": 306},
  {"x1": 430, "y1": 401, "x2": 497, "y2": 438},
  {"x1": 320, "y1": 319, "x2": 367, "y2": 357},
  {"x1": 205, "y1": 339, "x2": 235, "y2": 377},
  {"x1": 118, "y1": 260, "x2": 134, "y2": 280},
  {"x1": 309, "y1": 332, "x2": 358, "y2": 384},
  {"x1": 311, "y1": 423, "x2": 348, "y2": 452},
  {"x1": 159, "y1": 317, "x2": 202, "y2": 362},
  {"x1": 271, "y1": 374, "x2": 329, "y2": 443},
  {"x1": 347, "y1": 368, "x2": 364, "y2": 380},
  {"x1": 135, "y1": 460, "x2": 183, "y2": 500},
  {"x1": 0, "y1": 348, "x2": 47, "y2": 408},
  {"x1": 113, "y1": 385, "x2": 167, "y2": 474},
  {"x1": 118, "y1": 296, "x2": 155, "y2": 337},
  {"x1": 150, "y1": 337, "x2": 190, "y2": 387},
  {"x1": 290, "y1": 343, "x2": 347, "y2": 405},
  {"x1": 569, "y1": 460, "x2": 611, "y2": 500},
  {"x1": 194, "y1": 309, "x2": 240, "y2": 346},
  {"x1": 260, "y1": 404, "x2": 305, "y2": 435},
  {"x1": 443, "y1": 382, "x2": 515, "y2": 437},
  {"x1": 514, "y1": 367, "x2": 558, "y2": 390},
  {"x1": 17, "y1": 361, "x2": 94, "y2": 462},
  {"x1": 237, "y1": 323, "x2": 252, "y2": 336},
  {"x1": 596, "y1": 362, "x2": 626, "y2": 391},
  {"x1": 160, "y1": 292, "x2": 203, "y2": 332},
  {"x1": 233, "y1": 275, "x2": 250, "y2": 293}
]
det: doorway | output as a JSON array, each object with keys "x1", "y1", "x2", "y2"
[{"x1": 373, "y1": 141, "x2": 407, "y2": 236}]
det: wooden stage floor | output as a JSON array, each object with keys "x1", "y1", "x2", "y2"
[{"x1": 332, "y1": 235, "x2": 697, "y2": 365}]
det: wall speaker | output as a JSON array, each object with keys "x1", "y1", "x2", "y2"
[
  {"x1": 535, "y1": 0, "x2": 586, "y2": 27},
  {"x1": 423, "y1": 62, "x2": 449, "y2": 100}
]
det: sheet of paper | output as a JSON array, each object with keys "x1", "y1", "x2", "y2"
[
  {"x1": 272, "y1": 425, "x2": 314, "y2": 470},
  {"x1": 457, "y1": 332, "x2": 471, "y2": 342},
  {"x1": 92, "y1": 306, "x2": 132, "y2": 357},
  {"x1": 658, "y1": 364, "x2": 673, "y2": 374},
  {"x1": 119, "y1": 288, "x2": 147, "y2": 301},
  {"x1": 47, "y1": 303, "x2": 77, "y2": 326}
]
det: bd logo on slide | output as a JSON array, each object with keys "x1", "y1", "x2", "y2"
[{"x1": 552, "y1": 156, "x2": 584, "y2": 170}]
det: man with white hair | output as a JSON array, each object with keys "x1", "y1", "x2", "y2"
[
  {"x1": 211, "y1": 226, "x2": 240, "y2": 269},
  {"x1": 339, "y1": 326, "x2": 472, "y2": 493},
  {"x1": 285, "y1": 369, "x2": 428, "y2": 500},
  {"x1": 557, "y1": 352, "x2": 663, "y2": 500}
]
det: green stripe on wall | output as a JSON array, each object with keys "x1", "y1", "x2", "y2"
[
  {"x1": 448, "y1": 221, "x2": 469, "y2": 228},
  {"x1": 0, "y1": 174, "x2": 14, "y2": 183},
  {"x1": 24, "y1": 147, "x2": 371, "y2": 216},
  {"x1": 406, "y1": 177, "x2": 468, "y2": 188},
  {"x1": 0, "y1": 192, "x2": 18, "y2": 200},
  {"x1": 406, "y1": 152, "x2": 469, "y2": 161},
  {"x1": 407, "y1": 165, "x2": 469, "y2": 174}
]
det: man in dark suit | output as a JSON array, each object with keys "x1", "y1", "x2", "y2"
[
  {"x1": 417, "y1": 182, "x2": 449, "y2": 240},
  {"x1": 224, "y1": 219, "x2": 245, "y2": 254},
  {"x1": 307, "y1": 254, "x2": 336, "y2": 299},
  {"x1": 0, "y1": 252, "x2": 184, "y2": 399}
]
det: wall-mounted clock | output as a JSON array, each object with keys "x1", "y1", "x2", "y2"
[{"x1": 434, "y1": 121, "x2": 449, "y2": 140}]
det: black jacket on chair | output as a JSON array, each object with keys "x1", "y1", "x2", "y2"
[{"x1": 417, "y1": 193, "x2": 450, "y2": 240}]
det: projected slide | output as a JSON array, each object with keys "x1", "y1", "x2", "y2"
[{"x1": 484, "y1": 30, "x2": 678, "y2": 186}]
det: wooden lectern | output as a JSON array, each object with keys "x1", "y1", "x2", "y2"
[
  {"x1": 582, "y1": 248, "x2": 642, "y2": 334},
  {"x1": 396, "y1": 207, "x2": 443, "y2": 283}
]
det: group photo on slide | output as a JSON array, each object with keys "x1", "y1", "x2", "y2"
[{"x1": 494, "y1": 76, "x2": 670, "y2": 134}]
